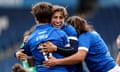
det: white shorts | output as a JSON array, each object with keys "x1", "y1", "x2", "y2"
[{"x1": 108, "y1": 65, "x2": 120, "y2": 72}]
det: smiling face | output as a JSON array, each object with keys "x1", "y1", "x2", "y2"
[
  {"x1": 51, "y1": 5, "x2": 67, "y2": 29},
  {"x1": 51, "y1": 11, "x2": 65, "y2": 29}
]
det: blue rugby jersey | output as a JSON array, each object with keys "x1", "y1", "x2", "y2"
[
  {"x1": 24, "y1": 24, "x2": 69, "y2": 72},
  {"x1": 78, "y1": 31, "x2": 116, "y2": 72}
]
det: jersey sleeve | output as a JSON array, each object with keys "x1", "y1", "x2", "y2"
[
  {"x1": 63, "y1": 25, "x2": 78, "y2": 41},
  {"x1": 62, "y1": 32, "x2": 70, "y2": 47},
  {"x1": 57, "y1": 29, "x2": 70, "y2": 47},
  {"x1": 64, "y1": 25, "x2": 77, "y2": 36},
  {"x1": 78, "y1": 33, "x2": 91, "y2": 51},
  {"x1": 24, "y1": 42, "x2": 32, "y2": 56},
  {"x1": 66, "y1": 25, "x2": 78, "y2": 50}
]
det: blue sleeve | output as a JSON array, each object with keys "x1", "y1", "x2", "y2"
[
  {"x1": 63, "y1": 25, "x2": 77, "y2": 37},
  {"x1": 61, "y1": 31, "x2": 70, "y2": 47},
  {"x1": 24, "y1": 43, "x2": 32, "y2": 56},
  {"x1": 62, "y1": 25, "x2": 78, "y2": 46},
  {"x1": 68, "y1": 25, "x2": 77, "y2": 37},
  {"x1": 55, "y1": 29, "x2": 70, "y2": 47},
  {"x1": 78, "y1": 33, "x2": 91, "y2": 49}
]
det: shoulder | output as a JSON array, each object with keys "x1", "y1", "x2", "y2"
[
  {"x1": 62, "y1": 24, "x2": 77, "y2": 36},
  {"x1": 63, "y1": 24, "x2": 75, "y2": 29},
  {"x1": 79, "y1": 31, "x2": 101, "y2": 42},
  {"x1": 81, "y1": 31, "x2": 99, "y2": 37},
  {"x1": 54, "y1": 28, "x2": 67, "y2": 35}
]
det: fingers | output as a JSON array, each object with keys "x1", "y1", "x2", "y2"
[
  {"x1": 38, "y1": 43, "x2": 48, "y2": 52},
  {"x1": 42, "y1": 56, "x2": 57, "y2": 67},
  {"x1": 48, "y1": 56, "x2": 55, "y2": 59},
  {"x1": 40, "y1": 47, "x2": 47, "y2": 52},
  {"x1": 38, "y1": 46, "x2": 49, "y2": 54},
  {"x1": 43, "y1": 61, "x2": 54, "y2": 67},
  {"x1": 44, "y1": 41, "x2": 52, "y2": 45},
  {"x1": 16, "y1": 51, "x2": 28, "y2": 61},
  {"x1": 19, "y1": 54, "x2": 27, "y2": 61},
  {"x1": 20, "y1": 49, "x2": 25, "y2": 52},
  {"x1": 19, "y1": 55, "x2": 27, "y2": 61},
  {"x1": 39, "y1": 41, "x2": 52, "y2": 47},
  {"x1": 16, "y1": 49, "x2": 24, "y2": 55},
  {"x1": 43, "y1": 61, "x2": 50, "y2": 67},
  {"x1": 43, "y1": 60, "x2": 56, "y2": 67},
  {"x1": 38, "y1": 42, "x2": 57, "y2": 53}
]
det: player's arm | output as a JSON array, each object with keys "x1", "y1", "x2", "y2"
[
  {"x1": 56, "y1": 39, "x2": 78, "y2": 56},
  {"x1": 15, "y1": 47, "x2": 28, "y2": 61},
  {"x1": 39, "y1": 28, "x2": 78, "y2": 56},
  {"x1": 39, "y1": 39, "x2": 78, "y2": 57},
  {"x1": 15, "y1": 42, "x2": 28, "y2": 61},
  {"x1": 43, "y1": 49, "x2": 87, "y2": 67},
  {"x1": 24, "y1": 43, "x2": 32, "y2": 56}
]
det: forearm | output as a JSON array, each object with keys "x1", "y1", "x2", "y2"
[
  {"x1": 56, "y1": 50, "x2": 86, "y2": 65},
  {"x1": 23, "y1": 44, "x2": 32, "y2": 56},
  {"x1": 56, "y1": 47, "x2": 77, "y2": 57},
  {"x1": 56, "y1": 39, "x2": 78, "y2": 57}
]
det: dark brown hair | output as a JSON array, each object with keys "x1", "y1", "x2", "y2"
[
  {"x1": 67, "y1": 16, "x2": 93, "y2": 35},
  {"x1": 12, "y1": 63, "x2": 27, "y2": 72},
  {"x1": 31, "y1": 2, "x2": 53, "y2": 23}
]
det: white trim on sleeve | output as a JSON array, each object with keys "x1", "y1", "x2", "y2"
[
  {"x1": 68, "y1": 36, "x2": 78, "y2": 41},
  {"x1": 65, "y1": 44, "x2": 70, "y2": 47},
  {"x1": 78, "y1": 47, "x2": 88, "y2": 52}
]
